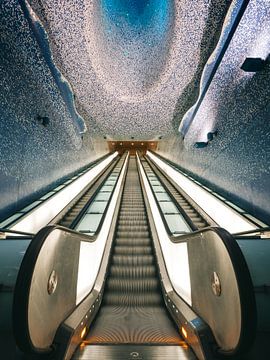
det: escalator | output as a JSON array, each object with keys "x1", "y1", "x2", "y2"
[
  {"x1": 142, "y1": 156, "x2": 213, "y2": 230},
  {"x1": 12, "y1": 153, "x2": 257, "y2": 360},
  {"x1": 73, "y1": 156, "x2": 189, "y2": 358}
]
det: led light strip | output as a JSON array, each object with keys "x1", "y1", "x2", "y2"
[
  {"x1": 137, "y1": 153, "x2": 192, "y2": 305},
  {"x1": 10, "y1": 152, "x2": 118, "y2": 234},
  {"x1": 147, "y1": 151, "x2": 257, "y2": 234},
  {"x1": 76, "y1": 152, "x2": 129, "y2": 304}
]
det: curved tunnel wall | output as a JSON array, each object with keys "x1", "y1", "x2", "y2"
[
  {"x1": 0, "y1": 1, "x2": 109, "y2": 222},
  {"x1": 157, "y1": 103, "x2": 270, "y2": 225},
  {"x1": 157, "y1": 0, "x2": 270, "y2": 226},
  {"x1": 0, "y1": 0, "x2": 269, "y2": 227}
]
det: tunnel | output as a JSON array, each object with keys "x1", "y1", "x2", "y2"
[{"x1": 0, "y1": 1, "x2": 270, "y2": 359}]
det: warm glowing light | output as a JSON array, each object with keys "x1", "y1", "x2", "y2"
[
  {"x1": 10, "y1": 152, "x2": 118, "y2": 233},
  {"x1": 151, "y1": 143, "x2": 154, "y2": 145},
  {"x1": 147, "y1": 151, "x2": 256, "y2": 233},
  {"x1": 141, "y1": 142, "x2": 144, "y2": 145},
  {"x1": 137, "y1": 154, "x2": 192, "y2": 305},
  {"x1": 76, "y1": 154, "x2": 129, "y2": 304},
  {"x1": 112, "y1": 142, "x2": 115, "y2": 145},
  {"x1": 120, "y1": 143, "x2": 123, "y2": 145},
  {"x1": 131, "y1": 142, "x2": 134, "y2": 145},
  {"x1": 80, "y1": 326, "x2": 87, "y2": 339},
  {"x1": 181, "y1": 326, "x2": 188, "y2": 339}
]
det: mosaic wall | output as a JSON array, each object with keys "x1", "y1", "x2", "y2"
[
  {"x1": 1, "y1": 0, "x2": 269, "y2": 225},
  {"x1": 157, "y1": 0, "x2": 270, "y2": 224}
]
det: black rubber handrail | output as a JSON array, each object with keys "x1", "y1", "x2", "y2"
[
  {"x1": 13, "y1": 156, "x2": 129, "y2": 355},
  {"x1": 0, "y1": 228, "x2": 34, "y2": 237},
  {"x1": 138, "y1": 154, "x2": 257, "y2": 357},
  {"x1": 70, "y1": 154, "x2": 127, "y2": 232}
]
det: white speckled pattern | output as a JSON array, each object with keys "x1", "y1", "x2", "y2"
[{"x1": 26, "y1": 0, "x2": 231, "y2": 139}]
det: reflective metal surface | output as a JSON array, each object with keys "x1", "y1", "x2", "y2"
[{"x1": 74, "y1": 344, "x2": 196, "y2": 360}]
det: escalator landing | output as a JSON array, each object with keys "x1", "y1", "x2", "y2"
[
  {"x1": 73, "y1": 344, "x2": 196, "y2": 360},
  {"x1": 83, "y1": 306, "x2": 181, "y2": 344}
]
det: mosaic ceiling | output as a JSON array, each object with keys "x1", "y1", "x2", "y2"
[{"x1": 23, "y1": 0, "x2": 231, "y2": 139}]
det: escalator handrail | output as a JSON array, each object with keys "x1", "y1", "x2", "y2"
[
  {"x1": 145, "y1": 153, "x2": 217, "y2": 228},
  {"x1": 50, "y1": 154, "x2": 120, "y2": 226},
  {"x1": 12, "y1": 225, "x2": 97, "y2": 354},
  {"x1": 174, "y1": 226, "x2": 257, "y2": 356},
  {"x1": 137, "y1": 153, "x2": 257, "y2": 357},
  {"x1": 13, "y1": 154, "x2": 129, "y2": 355}
]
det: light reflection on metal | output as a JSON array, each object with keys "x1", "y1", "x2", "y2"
[
  {"x1": 76, "y1": 154, "x2": 129, "y2": 304},
  {"x1": 10, "y1": 152, "x2": 118, "y2": 234},
  {"x1": 137, "y1": 153, "x2": 192, "y2": 305},
  {"x1": 47, "y1": 270, "x2": 58, "y2": 295},
  {"x1": 211, "y1": 271, "x2": 222, "y2": 297},
  {"x1": 147, "y1": 151, "x2": 256, "y2": 234},
  {"x1": 181, "y1": 326, "x2": 188, "y2": 339},
  {"x1": 80, "y1": 326, "x2": 87, "y2": 339}
]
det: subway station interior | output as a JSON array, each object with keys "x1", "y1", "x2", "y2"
[{"x1": 0, "y1": 1, "x2": 270, "y2": 359}]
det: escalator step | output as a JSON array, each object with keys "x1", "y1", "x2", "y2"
[
  {"x1": 103, "y1": 293, "x2": 163, "y2": 306},
  {"x1": 114, "y1": 246, "x2": 153, "y2": 255},
  {"x1": 117, "y1": 224, "x2": 148, "y2": 231},
  {"x1": 116, "y1": 230, "x2": 150, "y2": 238},
  {"x1": 112, "y1": 255, "x2": 154, "y2": 266},
  {"x1": 106, "y1": 278, "x2": 159, "y2": 293},
  {"x1": 110, "y1": 265, "x2": 156, "y2": 278},
  {"x1": 115, "y1": 238, "x2": 151, "y2": 246}
]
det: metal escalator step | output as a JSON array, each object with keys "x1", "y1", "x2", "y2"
[
  {"x1": 83, "y1": 156, "x2": 183, "y2": 346},
  {"x1": 118, "y1": 220, "x2": 147, "y2": 225},
  {"x1": 188, "y1": 215, "x2": 202, "y2": 220},
  {"x1": 117, "y1": 225, "x2": 148, "y2": 231},
  {"x1": 119, "y1": 211, "x2": 145, "y2": 215},
  {"x1": 113, "y1": 246, "x2": 153, "y2": 255},
  {"x1": 120, "y1": 201, "x2": 143, "y2": 203},
  {"x1": 73, "y1": 344, "x2": 195, "y2": 359},
  {"x1": 62, "y1": 216, "x2": 76, "y2": 222},
  {"x1": 116, "y1": 230, "x2": 150, "y2": 238},
  {"x1": 115, "y1": 238, "x2": 151, "y2": 246},
  {"x1": 109, "y1": 265, "x2": 156, "y2": 278},
  {"x1": 112, "y1": 255, "x2": 154, "y2": 266},
  {"x1": 118, "y1": 214, "x2": 147, "y2": 218},
  {"x1": 195, "y1": 222, "x2": 207, "y2": 228},
  {"x1": 103, "y1": 293, "x2": 163, "y2": 306},
  {"x1": 60, "y1": 221, "x2": 69, "y2": 227},
  {"x1": 106, "y1": 278, "x2": 159, "y2": 293}
]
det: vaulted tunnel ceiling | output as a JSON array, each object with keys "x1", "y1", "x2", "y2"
[
  {"x1": 0, "y1": 0, "x2": 270, "y2": 225},
  {"x1": 25, "y1": 0, "x2": 232, "y2": 139}
]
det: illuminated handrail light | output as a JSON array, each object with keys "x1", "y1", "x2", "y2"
[
  {"x1": 147, "y1": 151, "x2": 256, "y2": 234},
  {"x1": 181, "y1": 326, "x2": 188, "y2": 339},
  {"x1": 137, "y1": 153, "x2": 192, "y2": 305},
  {"x1": 80, "y1": 326, "x2": 87, "y2": 339},
  {"x1": 75, "y1": 153, "x2": 129, "y2": 304},
  {"x1": 10, "y1": 152, "x2": 118, "y2": 234}
]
